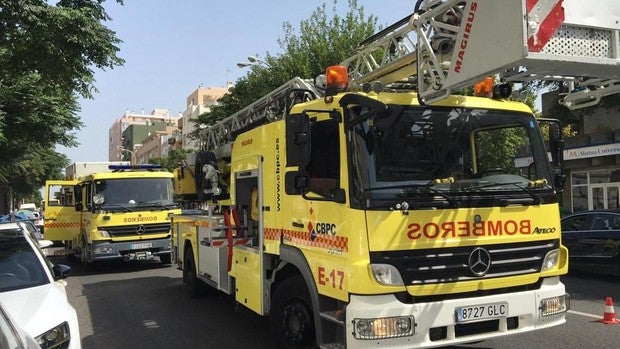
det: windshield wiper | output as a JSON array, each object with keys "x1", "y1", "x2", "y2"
[
  {"x1": 465, "y1": 181, "x2": 544, "y2": 204},
  {"x1": 101, "y1": 204, "x2": 134, "y2": 212},
  {"x1": 139, "y1": 202, "x2": 178, "y2": 210},
  {"x1": 363, "y1": 182, "x2": 460, "y2": 207}
]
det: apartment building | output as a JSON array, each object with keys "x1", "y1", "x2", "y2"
[
  {"x1": 181, "y1": 84, "x2": 230, "y2": 150},
  {"x1": 108, "y1": 109, "x2": 180, "y2": 162}
]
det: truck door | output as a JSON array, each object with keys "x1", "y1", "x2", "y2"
[
  {"x1": 43, "y1": 180, "x2": 80, "y2": 243},
  {"x1": 230, "y1": 163, "x2": 264, "y2": 315},
  {"x1": 283, "y1": 116, "x2": 351, "y2": 301}
]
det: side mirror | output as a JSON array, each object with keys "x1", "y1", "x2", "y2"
[
  {"x1": 331, "y1": 188, "x2": 347, "y2": 204},
  {"x1": 554, "y1": 172, "x2": 567, "y2": 192},
  {"x1": 285, "y1": 171, "x2": 309, "y2": 195},
  {"x1": 75, "y1": 202, "x2": 83, "y2": 212},
  {"x1": 52, "y1": 264, "x2": 71, "y2": 280},
  {"x1": 73, "y1": 184, "x2": 82, "y2": 206},
  {"x1": 540, "y1": 118, "x2": 564, "y2": 167},
  {"x1": 286, "y1": 113, "x2": 311, "y2": 167}
]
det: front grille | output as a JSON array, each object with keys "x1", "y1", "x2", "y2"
[
  {"x1": 430, "y1": 317, "x2": 519, "y2": 341},
  {"x1": 370, "y1": 239, "x2": 558, "y2": 285},
  {"x1": 99, "y1": 223, "x2": 171, "y2": 237}
]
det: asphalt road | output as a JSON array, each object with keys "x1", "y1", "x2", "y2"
[{"x1": 50, "y1": 254, "x2": 620, "y2": 349}]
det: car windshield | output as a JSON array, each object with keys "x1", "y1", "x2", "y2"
[
  {"x1": 94, "y1": 178, "x2": 176, "y2": 208},
  {"x1": 0, "y1": 229, "x2": 49, "y2": 292},
  {"x1": 348, "y1": 105, "x2": 554, "y2": 208}
]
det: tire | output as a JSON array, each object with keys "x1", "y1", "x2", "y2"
[
  {"x1": 183, "y1": 248, "x2": 208, "y2": 298},
  {"x1": 270, "y1": 276, "x2": 316, "y2": 349},
  {"x1": 80, "y1": 243, "x2": 94, "y2": 271},
  {"x1": 159, "y1": 253, "x2": 172, "y2": 265}
]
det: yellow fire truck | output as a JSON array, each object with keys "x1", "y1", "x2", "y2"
[
  {"x1": 45, "y1": 162, "x2": 180, "y2": 266},
  {"x1": 171, "y1": 0, "x2": 619, "y2": 347}
]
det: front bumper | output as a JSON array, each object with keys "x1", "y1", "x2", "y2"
[
  {"x1": 89, "y1": 238, "x2": 171, "y2": 262},
  {"x1": 345, "y1": 277, "x2": 568, "y2": 348}
]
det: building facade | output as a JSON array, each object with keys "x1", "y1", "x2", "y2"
[
  {"x1": 108, "y1": 109, "x2": 180, "y2": 162},
  {"x1": 181, "y1": 84, "x2": 229, "y2": 150},
  {"x1": 542, "y1": 92, "x2": 620, "y2": 213},
  {"x1": 133, "y1": 125, "x2": 180, "y2": 164}
]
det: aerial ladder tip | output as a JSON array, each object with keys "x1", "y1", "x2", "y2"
[{"x1": 341, "y1": 0, "x2": 620, "y2": 110}]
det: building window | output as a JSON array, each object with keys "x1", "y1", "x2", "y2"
[
  {"x1": 570, "y1": 169, "x2": 620, "y2": 212},
  {"x1": 571, "y1": 172, "x2": 588, "y2": 212}
]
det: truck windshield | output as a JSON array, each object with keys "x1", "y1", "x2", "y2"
[
  {"x1": 94, "y1": 178, "x2": 175, "y2": 209},
  {"x1": 348, "y1": 106, "x2": 555, "y2": 209}
]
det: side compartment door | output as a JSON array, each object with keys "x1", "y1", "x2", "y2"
[
  {"x1": 43, "y1": 180, "x2": 80, "y2": 242},
  {"x1": 230, "y1": 162, "x2": 264, "y2": 315}
]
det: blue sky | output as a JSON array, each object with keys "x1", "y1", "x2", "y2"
[{"x1": 59, "y1": 1, "x2": 416, "y2": 163}]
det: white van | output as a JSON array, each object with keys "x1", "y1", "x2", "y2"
[{"x1": 19, "y1": 203, "x2": 37, "y2": 212}]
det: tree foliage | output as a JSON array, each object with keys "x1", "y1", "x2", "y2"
[
  {"x1": 192, "y1": 0, "x2": 378, "y2": 134},
  {"x1": 523, "y1": 81, "x2": 620, "y2": 137},
  {"x1": 148, "y1": 148, "x2": 193, "y2": 172},
  {"x1": 0, "y1": 0, "x2": 124, "y2": 211}
]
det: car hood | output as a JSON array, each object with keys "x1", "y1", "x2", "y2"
[{"x1": 1, "y1": 281, "x2": 75, "y2": 338}]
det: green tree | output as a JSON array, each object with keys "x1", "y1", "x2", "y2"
[
  {"x1": 0, "y1": 0, "x2": 124, "y2": 212},
  {"x1": 192, "y1": 0, "x2": 378, "y2": 134},
  {"x1": 148, "y1": 148, "x2": 193, "y2": 172},
  {"x1": 523, "y1": 81, "x2": 620, "y2": 137}
]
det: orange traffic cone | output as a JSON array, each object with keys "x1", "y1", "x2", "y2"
[{"x1": 597, "y1": 297, "x2": 620, "y2": 324}]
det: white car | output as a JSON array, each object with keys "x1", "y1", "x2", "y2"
[
  {"x1": 0, "y1": 301, "x2": 41, "y2": 349},
  {"x1": 0, "y1": 222, "x2": 81, "y2": 349}
]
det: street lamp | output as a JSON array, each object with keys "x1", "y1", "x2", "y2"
[
  {"x1": 237, "y1": 55, "x2": 271, "y2": 69},
  {"x1": 120, "y1": 148, "x2": 137, "y2": 164}
]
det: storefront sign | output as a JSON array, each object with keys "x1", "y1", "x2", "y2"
[{"x1": 564, "y1": 143, "x2": 620, "y2": 160}]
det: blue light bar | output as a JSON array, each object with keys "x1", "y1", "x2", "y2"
[{"x1": 109, "y1": 164, "x2": 163, "y2": 171}]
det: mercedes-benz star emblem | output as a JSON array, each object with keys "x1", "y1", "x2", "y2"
[
  {"x1": 135, "y1": 225, "x2": 146, "y2": 235},
  {"x1": 468, "y1": 247, "x2": 491, "y2": 277}
]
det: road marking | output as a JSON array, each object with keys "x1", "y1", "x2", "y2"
[{"x1": 567, "y1": 310, "x2": 601, "y2": 319}]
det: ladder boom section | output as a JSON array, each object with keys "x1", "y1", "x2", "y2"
[
  {"x1": 343, "y1": 0, "x2": 620, "y2": 109},
  {"x1": 341, "y1": 12, "x2": 420, "y2": 91},
  {"x1": 198, "y1": 77, "x2": 320, "y2": 157}
]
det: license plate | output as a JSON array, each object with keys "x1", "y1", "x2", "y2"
[
  {"x1": 455, "y1": 302, "x2": 508, "y2": 323},
  {"x1": 130, "y1": 242, "x2": 152, "y2": 250}
]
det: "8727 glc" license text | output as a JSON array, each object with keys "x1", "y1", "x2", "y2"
[{"x1": 455, "y1": 302, "x2": 508, "y2": 323}]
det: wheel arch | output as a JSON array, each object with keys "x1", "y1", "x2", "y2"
[{"x1": 272, "y1": 244, "x2": 323, "y2": 346}]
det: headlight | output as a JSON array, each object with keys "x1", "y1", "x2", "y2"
[
  {"x1": 540, "y1": 294, "x2": 570, "y2": 316},
  {"x1": 541, "y1": 249, "x2": 559, "y2": 271},
  {"x1": 353, "y1": 316, "x2": 415, "y2": 339},
  {"x1": 370, "y1": 264, "x2": 404, "y2": 286},
  {"x1": 35, "y1": 322, "x2": 70, "y2": 349},
  {"x1": 93, "y1": 245, "x2": 114, "y2": 255},
  {"x1": 97, "y1": 230, "x2": 111, "y2": 238}
]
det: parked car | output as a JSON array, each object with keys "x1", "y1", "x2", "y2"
[
  {"x1": 0, "y1": 302, "x2": 41, "y2": 349},
  {"x1": 561, "y1": 210, "x2": 620, "y2": 276},
  {"x1": 0, "y1": 222, "x2": 81, "y2": 349},
  {"x1": 16, "y1": 221, "x2": 43, "y2": 241}
]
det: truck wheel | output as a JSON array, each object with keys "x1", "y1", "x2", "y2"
[
  {"x1": 183, "y1": 249, "x2": 207, "y2": 298},
  {"x1": 159, "y1": 253, "x2": 171, "y2": 265},
  {"x1": 270, "y1": 276, "x2": 316, "y2": 349}
]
